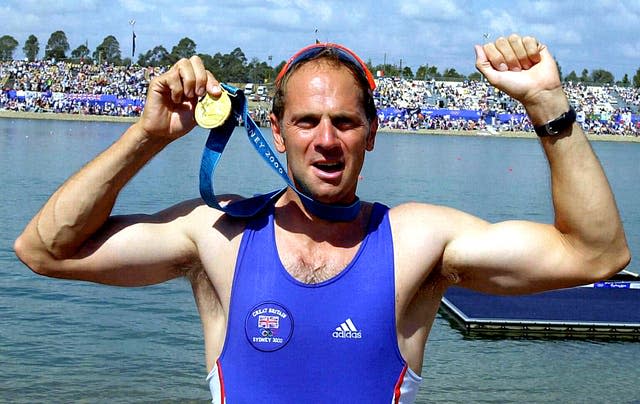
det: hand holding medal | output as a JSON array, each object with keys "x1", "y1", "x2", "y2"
[{"x1": 195, "y1": 89, "x2": 233, "y2": 129}]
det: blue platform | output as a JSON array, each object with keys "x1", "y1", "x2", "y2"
[{"x1": 440, "y1": 272, "x2": 640, "y2": 340}]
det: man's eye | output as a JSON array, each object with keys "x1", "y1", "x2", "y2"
[
  {"x1": 333, "y1": 118, "x2": 357, "y2": 130},
  {"x1": 297, "y1": 117, "x2": 319, "y2": 128}
]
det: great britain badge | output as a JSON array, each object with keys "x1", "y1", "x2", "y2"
[{"x1": 245, "y1": 301, "x2": 293, "y2": 352}]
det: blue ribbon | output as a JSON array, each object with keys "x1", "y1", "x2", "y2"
[{"x1": 199, "y1": 83, "x2": 361, "y2": 221}]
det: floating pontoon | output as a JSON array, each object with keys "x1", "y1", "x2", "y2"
[{"x1": 440, "y1": 270, "x2": 640, "y2": 340}]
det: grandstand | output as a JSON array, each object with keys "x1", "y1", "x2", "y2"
[{"x1": 1, "y1": 60, "x2": 638, "y2": 136}]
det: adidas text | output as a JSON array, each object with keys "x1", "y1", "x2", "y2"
[
  {"x1": 332, "y1": 318, "x2": 362, "y2": 339},
  {"x1": 332, "y1": 330, "x2": 362, "y2": 339}
]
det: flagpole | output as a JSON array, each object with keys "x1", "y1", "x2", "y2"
[{"x1": 129, "y1": 19, "x2": 136, "y2": 65}]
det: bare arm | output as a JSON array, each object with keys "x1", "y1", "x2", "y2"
[
  {"x1": 14, "y1": 56, "x2": 222, "y2": 286},
  {"x1": 441, "y1": 34, "x2": 630, "y2": 294}
]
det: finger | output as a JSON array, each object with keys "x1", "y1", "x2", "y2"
[
  {"x1": 494, "y1": 36, "x2": 522, "y2": 71},
  {"x1": 162, "y1": 67, "x2": 185, "y2": 105},
  {"x1": 189, "y1": 55, "x2": 209, "y2": 97},
  {"x1": 187, "y1": 55, "x2": 222, "y2": 99},
  {"x1": 474, "y1": 44, "x2": 489, "y2": 73},
  {"x1": 175, "y1": 58, "x2": 198, "y2": 100},
  {"x1": 523, "y1": 36, "x2": 542, "y2": 64},
  {"x1": 205, "y1": 71, "x2": 223, "y2": 98},
  {"x1": 475, "y1": 44, "x2": 502, "y2": 86},
  {"x1": 508, "y1": 34, "x2": 532, "y2": 70},
  {"x1": 482, "y1": 42, "x2": 508, "y2": 72}
]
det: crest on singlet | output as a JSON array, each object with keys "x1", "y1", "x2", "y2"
[{"x1": 245, "y1": 301, "x2": 294, "y2": 352}]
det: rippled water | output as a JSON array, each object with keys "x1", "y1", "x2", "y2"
[{"x1": 1, "y1": 118, "x2": 639, "y2": 403}]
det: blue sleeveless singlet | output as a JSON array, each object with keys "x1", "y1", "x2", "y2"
[{"x1": 207, "y1": 203, "x2": 422, "y2": 403}]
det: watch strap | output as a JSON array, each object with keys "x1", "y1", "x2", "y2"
[{"x1": 534, "y1": 105, "x2": 577, "y2": 137}]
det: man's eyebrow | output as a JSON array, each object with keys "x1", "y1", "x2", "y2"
[{"x1": 287, "y1": 111, "x2": 321, "y2": 122}]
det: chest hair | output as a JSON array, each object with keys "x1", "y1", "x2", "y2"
[
  {"x1": 274, "y1": 204, "x2": 371, "y2": 284},
  {"x1": 280, "y1": 245, "x2": 357, "y2": 284}
]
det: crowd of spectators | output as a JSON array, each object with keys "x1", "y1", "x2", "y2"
[
  {"x1": 0, "y1": 60, "x2": 166, "y2": 117},
  {"x1": 375, "y1": 77, "x2": 640, "y2": 136},
  {"x1": 1, "y1": 59, "x2": 639, "y2": 136}
]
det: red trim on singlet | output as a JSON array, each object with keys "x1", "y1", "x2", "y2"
[
  {"x1": 216, "y1": 360, "x2": 226, "y2": 404},
  {"x1": 393, "y1": 364, "x2": 409, "y2": 403}
]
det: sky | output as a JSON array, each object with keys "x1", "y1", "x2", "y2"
[{"x1": 1, "y1": 0, "x2": 639, "y2": 80}]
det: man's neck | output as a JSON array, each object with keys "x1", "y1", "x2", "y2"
[
  {"x1": 273, "y1": 190, "x2": 373, "y2": 283},
  {"x1": 274, "y1": 188, "x2": 370, "y2": 245}
]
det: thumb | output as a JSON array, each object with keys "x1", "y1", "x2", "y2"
[
  {"x1": 474, "y1": 44, "x2": 498, "y2": 83},
  {"x1": 537, "y1": 45, "x2": 555, "y2": 69}
]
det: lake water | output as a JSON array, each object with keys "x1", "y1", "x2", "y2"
[{"x1": 1, "y1": 118, "x2": 639, "y2": 403}]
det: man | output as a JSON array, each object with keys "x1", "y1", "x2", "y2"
[{"x1": 14, "y1": 34, "x2": 630, "y2": 403}]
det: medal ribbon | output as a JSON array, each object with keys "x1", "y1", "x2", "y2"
[{"x1": 199, "y1": 83, "x2": 361, "y2": 221}]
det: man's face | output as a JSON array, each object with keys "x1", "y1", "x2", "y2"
[{"x1": 271, "y1": 61, "x2": 377, "y2": 205}]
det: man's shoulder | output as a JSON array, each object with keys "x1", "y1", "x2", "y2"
[
  {"x1": 164, "y1": 197, "x2": 248, "y2": 240},
  {"x1": 388, "y1": 201, "x2": 460, "y2": 219},
  {"x1": 387, "y1": 201, "x2": 479, "y2": 241}
]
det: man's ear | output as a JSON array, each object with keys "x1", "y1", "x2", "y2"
[
  {"x1": 365, "y1": 116, "x2": 378, "y2": 151},
  {"x1": 270, "y1": 113, "x2": 286, "y2": 153}
]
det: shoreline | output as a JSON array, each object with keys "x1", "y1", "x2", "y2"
[
  {"x1": 1, "y1": 109, "x2": 638, "y2": 142},
  {"x1": 0, "y1": 109, "x2": 138, "y2": 124}
]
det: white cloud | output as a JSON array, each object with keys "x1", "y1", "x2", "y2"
[
  {"x1": 482, "y1": 10, "x2": 519, "y2": 37},
  {"x1": 292, "y1": 0, "x2": 333, "y2": 21},
  {"x1": 0, "y1": 0, "x2": 636, "y2": 78},
  {"x1": 398, "y1": 0, "x2": 464, "y2": 20},
  {"x1": 117, "y1": 0, "x2": 149, "y2": 13},
  {"x1": 620, "y1": 39, "x2": 640, "y2": 61}
]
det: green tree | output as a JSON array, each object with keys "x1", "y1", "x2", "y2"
[
  {"x1": 365, "y1": 59, "x2": 375, "y2": 76},
  {"x1": 93, "y1": 35, "x2": 122, "y2": 65},
  {"x1": 198, "y1": 53, "x2": 221, "y2": 78},
  {"x1": 23, "y1": 35, "x2": 39, "y2": 61},
  {"x1": 372, "y1": 63, "x2": 401, "y2": 78},
  {"x1": 137, "y1": 45, "x2": 172, "y2": 67},
  {"x1": 415, "y1": 65, "x2": 428, "y2": 80},
  {"x1": 633, "y1": 67, "x2": 640, "y2": 88},
  {"x1": 247, "y1": 57, "x2": 275, "y2": 84},
  {"x1": 71, "y1": 44, "x2": 92, "y2": 64},
  {"x1": 45, "y1": 30, "x2": 70, "y2": 60},
  {"x1": 443, "y1": 68, "x2": 464, "y2": 79},
  {"x1": 618, "y1": 74, "x2": 630, "y2": 87},
  {"x1": 580, "y1": 68, "x2": 589, "y2": 82},
  {"x1": 591, "y1": 69, "x2": 614, "y2": 84},
  {"x1": 564, "y1": 70, "x2": 579, "y2": 82},
  {"x1": 218, "y1": 47, "x2": 248, "y2": 82},
  {"x1": 414, "y1": 64, "x2": 439, "y2": 80},
  {"x1": 401, "y1": 66, "x2": 414, "y2": 79},
  {"x1": 171, "y1": 37, "x2": 197, "y2": 62},
  {"x1": 274, "y1": 60, "x2": 286, "y2": 78},
  {"x1": 0, "y1": 35, "x2": 19, "y2": 61}
]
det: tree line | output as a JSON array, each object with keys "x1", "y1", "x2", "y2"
[{"x1": 1, "y1": 31, "x2": 639, "y2": 88}]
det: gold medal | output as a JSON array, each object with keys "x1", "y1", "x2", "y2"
[{"x1": 195, "y1": 90, "x2": 232, "y2": 129}]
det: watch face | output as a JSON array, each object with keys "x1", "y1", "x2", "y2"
[
  {"x1": 548, "y1": 121, "x2": 561, "y2": 135},
  {"x1": 535, "y1": 106, "x2": 576, "y2": 137}
]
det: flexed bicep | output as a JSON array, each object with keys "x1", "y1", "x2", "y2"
[
  {"x1": 17, "y1": 199, "x2": 205, "y2": 287},
  {"x1": 442, "y1": 219, "x2": 596, "y2": 295}
]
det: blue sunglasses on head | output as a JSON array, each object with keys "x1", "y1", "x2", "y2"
[{"x1": 275, "y1": 43, "x2": 376, "y2": 90}]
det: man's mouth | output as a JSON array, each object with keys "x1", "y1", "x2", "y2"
[{"x1": 313, "y1": 161, "x2": 345, "y2": 173}]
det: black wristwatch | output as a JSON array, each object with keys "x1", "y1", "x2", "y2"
[{"x1": 534, "y1": 106, "x2": 577, "y2": 137}]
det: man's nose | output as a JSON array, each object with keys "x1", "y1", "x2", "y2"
[{"x1": 314, "y1": 118, "x2": 340, "y2": 150}]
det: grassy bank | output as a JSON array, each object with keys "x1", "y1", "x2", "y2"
[{"x1": 1, "y1": 109, "x2": 638, "y2": 143}]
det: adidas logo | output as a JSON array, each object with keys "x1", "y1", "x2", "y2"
[{"x1": 332, "y1": 318, "x2": 362, "y2": 339}]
